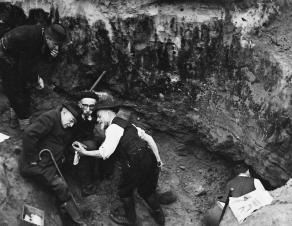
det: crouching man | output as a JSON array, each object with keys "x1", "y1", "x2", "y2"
[
  {"x1": 203, "y1": 164, "x2": 266, "y2": 226},
  {"x1": 19, "y1": 102, "x2": 87, "y2": 226},
  {"x1": 73, "y1": 102, "x2": 165, "y2": 226}
]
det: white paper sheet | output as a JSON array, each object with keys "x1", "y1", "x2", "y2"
[
  {"x1": 229, "y1": 189, "x2": 273, "y2": 224},
  {"x1": 0, "y1": 132, "x2": 10, "y2": 143}
]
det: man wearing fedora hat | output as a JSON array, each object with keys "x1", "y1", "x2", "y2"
[
  {"x1": 73, "y1": 101, "x2": 165, "y2": 226},
  {"x1": 19, "y1": 102, "x2": 87, "y2": 226},
  {"x1": 0, "y1": 23, "x2": 67, "y2": 130}
]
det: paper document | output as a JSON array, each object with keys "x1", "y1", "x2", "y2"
[
  {"x1": 0, "y1": 132, "x2": 10, "y2": 143},
  {"x1": 229, "y1": 189, "x2": 273, "y2": 224},
  {"x1": 22, "y1": 204, "x2": 45, "y2": 226}
]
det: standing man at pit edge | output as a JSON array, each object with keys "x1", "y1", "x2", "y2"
[
  {"x1": 0, "y1": 23, "x2": 67, "y2": 130},
  {"x1": 19, "y1": 102, "x2": 87, "y2": 226},
  {"x1": 73, "y1": 101, "x2": 165, "y2": 226}
]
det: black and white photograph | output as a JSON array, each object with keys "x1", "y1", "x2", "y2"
[{"x1": 0, "y1": 0, "x2": 291, "y2": 225}]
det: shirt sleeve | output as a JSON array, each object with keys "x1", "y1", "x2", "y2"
[
  {"x1": 132, "y1": 124, "x2": 162, "y2": 163},
  {"x1": 134, "y1": 125, "x2": 147, "y2": 140},
  {"x1": 97, "y1": 124, "x2": 124, "y2": 159},
  {"x1": 254, "y1": 179, "x2": 265, "y2": 191}
]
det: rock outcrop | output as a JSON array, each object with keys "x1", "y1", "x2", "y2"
[
  {"x1": 3, "y1": 0, "x2": 291, "y2": 187},
  {"x1": 31, "y1": 0, "x2": 290, "y2": 187}
]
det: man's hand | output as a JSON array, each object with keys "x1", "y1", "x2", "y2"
[
  {"x1": 50, "y1": 46, "x2": 59, "y2": 57},
  {"x1": 157, "y1": 161, "x2": 164, "y2": 170},
  {"x1": 35, "y1": 75, "x2": 44, "y2": 90},
  {"x1": 72, "y1": 141, "x2": 87, "y2": 155}
]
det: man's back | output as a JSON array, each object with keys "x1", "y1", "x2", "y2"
[
  {"x1": 226, "y1": 176, "x2": 255, "y2": 198},
  {"x1": 1, "y1": 24, "x2": 44, "y2": 56}
]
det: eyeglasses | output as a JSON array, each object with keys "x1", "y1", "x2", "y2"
[
  {"x1": 81, "y1": 104, "x2": 95, "y2": 109},
  {"x1": 68, "y1": 118, "x2": 76, "y2": 124}
]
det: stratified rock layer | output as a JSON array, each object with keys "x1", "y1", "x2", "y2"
[{"x1": 8, "y1": 0, "x2": 291, "y2": 187}]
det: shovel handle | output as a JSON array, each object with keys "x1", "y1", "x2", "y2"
[
  {"x1": 218, "y1": 187, "x2": 234, "y2": 224},
  {"x1": 89, "y1": 71, "x2": 106, "y2": 91}
]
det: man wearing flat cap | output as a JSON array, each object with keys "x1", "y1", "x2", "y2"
[
  {"x1": 0, "y1": 23, "x2": 67, "y2": 130},
  {"x1": 19, "y1": 102, "x2": 87, "y2": 226},
  {"x1": 71, "y1": 90, "x2": 116, "y2": 196},
  {"x1": 71, "y1": 91, "x2": 102, "y2": 196},
  {"x1": 73, "y1": 101, "x2": 165, "y2": 226}
]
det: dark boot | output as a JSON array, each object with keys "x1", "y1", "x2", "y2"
[
  {"x1": 122, "y1": 197, "x2": 138, "y2": 226},
  {"x1": 60, "y1": 199, "x2": 87, "y2": 226},
  {"x1": 110, "y1": 197, "x2": 138, "y2": 226},
  {"x1": 144, "y1": 193, "x2": 165, "y2": 226}
]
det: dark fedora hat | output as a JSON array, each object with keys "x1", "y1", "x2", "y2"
[
  {"x1": 77, "y1": 90, "x2": 99, "y2": 101},
  {"x1": 96, "y1": 100, "x2": 136, "y2": 112},
  {"x1": 62, "y1": 102, "x2": 82, "y2": 119},
  {"x1": 46, "y1": 23, "x2": 67, "y2": 43},
  {"x1": 95, "y1": 100, "x2": 122, "y2": 113}
]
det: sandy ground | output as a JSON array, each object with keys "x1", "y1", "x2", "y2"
[{"x1": 67, "y1": 132, "x2": 233, "y2": 226}]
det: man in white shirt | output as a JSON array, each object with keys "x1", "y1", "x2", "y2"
[{"x1": 73, "y1": 102, "x2": 164, "y2": 226}]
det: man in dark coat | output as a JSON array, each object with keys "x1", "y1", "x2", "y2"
[
  {"x1": 19, "y1": 102, "x2": 87, "y2": 226},
  {"x1": 73, "y1": 102, "x2": 165, "y2": 226},
  {"x1": 72, "y1": 91, "x2": 103, "y2": 196},
  {"x1": 71, "y1": 91, "x2": 116, "y2": 196},
  {"x1": 0, "y1": 23, "x2": 66, "y2": 129}
]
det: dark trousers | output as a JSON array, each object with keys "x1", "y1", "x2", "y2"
[
  {"x1": 19, "y1": 159, "x2": 71, "y2": 203},
  {"x1": 0, "y1": 58, "x2": 31, "y2": 119},
  {"x1": 118, "y1": 148, "x2": 159, "y2": 199},
  {"x1": 74, "y1": 139, "x2": 115, "y2": 186},
  {"x1": 75, "y1": 140, "x2": 100, "y2": 186}
]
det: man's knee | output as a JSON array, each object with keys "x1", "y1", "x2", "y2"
[
  {"x1": 137, "y1": 175, "x2": 158, "y2": 199},
  {"x1": 51, "y1": 176, "x2": 71, "y2": 202},
  {"x1": 18, "y1": 158, "x2": 41, "y2": 178},
  {"x1": 51, "y1": 176, "x2": 68, "y2": 190},
  {"x1": 118, "y1": 185, "x2": 136, "y2": 199}
]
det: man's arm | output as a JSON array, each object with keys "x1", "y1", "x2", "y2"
[
  {"x1": 1, "y1": 26, "x2": 30, "y2": 52},
  {"x1": 22, "y1": 113, "x2": 54, "y2": 163},
  {"x1": 133, "y1": 125, "x2": 162, "y2": 165},
  {"x1": 73, "y1": 124, "x2": 124, "y2": 160}
]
